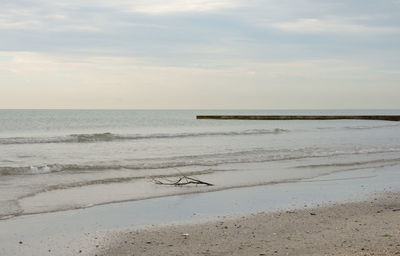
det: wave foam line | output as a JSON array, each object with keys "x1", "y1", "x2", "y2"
[
  {"x1": 295, "y1": 157, "x2": 400, "y2": 169},
  {"x1": 2, "y1": 147, "x2": 400, "y2": 176},
  {"x1": 0, "y1": 129, "x2": 288, "y2": 145}
]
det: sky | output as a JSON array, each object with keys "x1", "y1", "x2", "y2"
[{"x1": 0, "y1": 0, "x2": 399, "y2": 109}]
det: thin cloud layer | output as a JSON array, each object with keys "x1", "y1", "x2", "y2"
[
  {"x1": 0, "y1": 0, "x2": 399, "y2": 108},
  {"x1": 272, "y1": 18, "x2": 400, "y2": 35},
  {"x1": 120, "y1": 0, "x2": 241, "y2": 14}
]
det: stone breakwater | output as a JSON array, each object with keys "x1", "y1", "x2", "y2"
[{"x1": 196, "y1": 115, "x2": 400, "y2": 121}]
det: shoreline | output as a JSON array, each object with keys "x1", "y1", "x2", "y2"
[
  {"x1": 1, "y1": 165, "x2": 400, "y2": 255},
  {"x1": 7, "y1": 152, "x2": 400, "y2": 219},
  {"x1": 97, "y1": 191, "x2": 400, "y2": 256}
]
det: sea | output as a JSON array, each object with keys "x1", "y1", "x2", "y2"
[{"x1": 1, "y1": 109, "x2": 400, "y2": 220}]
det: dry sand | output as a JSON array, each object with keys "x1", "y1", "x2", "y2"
[{"x1": 96, "y1": 192, "x2": 400, "y2": 256}]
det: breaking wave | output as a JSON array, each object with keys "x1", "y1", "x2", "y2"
[
  {"x1": 317, "y1": 123, "x2": 400, "y2": 131},
  {"x1": 0, "y1": 129, "x2": 288, "y2": 145},
  {"x1": 344, "y1": 123, "x2": 400, "y2": 130},
  {"x1": 296, "y1": 157, "x2": 400, "y2": 169},
  {"x1": 2, "y1": 146, "x2": 400, "y2": 176}
]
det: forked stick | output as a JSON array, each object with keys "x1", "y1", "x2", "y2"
[{"x1": 152, "y1": 169, "x2": 213, "y2": 186}]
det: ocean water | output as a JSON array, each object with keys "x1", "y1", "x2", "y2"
[{"x1": 1, "y1": 109, "x2": 400, "y2": 219}]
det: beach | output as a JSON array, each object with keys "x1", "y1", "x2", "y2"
[
  {"x1": 1, "y1": 110, "x2": 400, "y2": 255},
  {"x1": 97, "y1": 192, "x2": 400, "y2": 256},
  {"x1": 2, "y1": 0, "x2": 400, "y2": 254},
  {"x1": 1, "y1": 162, "x2": 399, "y2": 255}
]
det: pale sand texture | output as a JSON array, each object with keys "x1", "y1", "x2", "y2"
[{"x1": 97, "y1": 192, "x2": 400, "y2": 256}]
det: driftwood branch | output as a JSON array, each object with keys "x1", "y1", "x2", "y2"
[{"x1": 152, "y1": 174, "x2": 213, "y2": 186}]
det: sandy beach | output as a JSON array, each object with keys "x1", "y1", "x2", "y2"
[
  {"x1": 97, "y1": 192, "x2": 400, "y2": 256},
  {"x1": 2, "y1": 164, "x2": 400, "y2": 256},
  {"x1": 2, "y1": 0, "x2": 400, "y2": 253}
]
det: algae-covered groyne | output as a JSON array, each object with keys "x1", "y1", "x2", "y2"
[{"x1": 196, "y1": 115, "x2": 400, "y2": 121}]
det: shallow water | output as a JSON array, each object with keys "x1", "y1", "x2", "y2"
[{"x1": 1, "y1": 109, "x2": 400, "y2": 218}]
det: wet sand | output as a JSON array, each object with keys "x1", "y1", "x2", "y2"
[{"x1": 97, "y1": 192, "x2": 400, "y2": 256}]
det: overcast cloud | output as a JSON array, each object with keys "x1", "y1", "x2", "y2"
[{"x1": 0, "y1": 0, "x2": 399, "y2": 108}]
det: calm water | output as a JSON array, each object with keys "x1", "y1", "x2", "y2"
[{"x1": 1, "y1": 109, "x2": 400, "y2": 219}]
